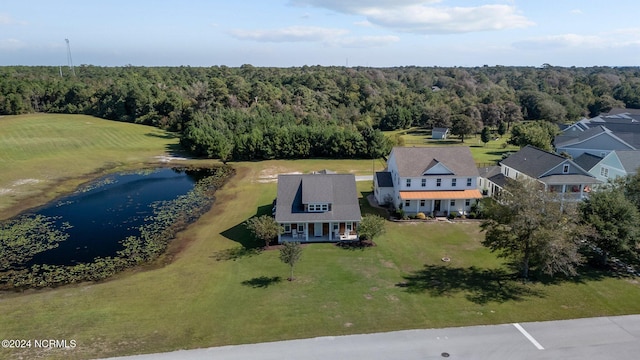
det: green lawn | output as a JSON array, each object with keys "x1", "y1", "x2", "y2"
[
  {"x1": 1, "y1": 159, "x2": 640, "y2": 360},
  {"x1": 1, "y1": 118, "x2": 639, "y2": 359},
  {"x1": 386, "y1": 127, "x2": 520, "y2": 165},
  {"x1": 0, "y1": 114, "x2": 181, "y2": 218}
]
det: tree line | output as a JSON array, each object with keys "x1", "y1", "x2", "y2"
[{"x1": 2, "y1": 65, "x2": 640, "y2": 159}]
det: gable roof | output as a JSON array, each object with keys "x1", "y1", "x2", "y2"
[
  {"x1": 275, "y1": 174, "x2": 361, "y2": 223},
  {"x1": 555, "y1": 126, "x2": 609, "y2": 148},
  {"x1": 390, "y1": 146, "x2": 479, "y2": 177},
  {"x1": 615, "y1": 150, "x2": 640, "y2": 174},
  {"x1": 501, "y1": 145, "x2": 566, "y2": 178},
  {"x1": 573, "y1": 153, "x2": 603, "y2": 172},
  {"x1": 501, "y1": 146, "x2": 599, "y2": 185}
]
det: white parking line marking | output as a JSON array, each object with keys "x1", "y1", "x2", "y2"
[{"x1": 513, "y1": 323, "x2": 545, "y2": 350}]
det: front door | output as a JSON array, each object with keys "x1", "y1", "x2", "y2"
[
  {"x1": 434, "y1": 200, "x2": 441, "y2": 212},
  {"x1": 314, "y1": 223, "x2": 323, "y2": 237}
]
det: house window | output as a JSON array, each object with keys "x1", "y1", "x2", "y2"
[
  {"x1": 467, "y1": 178, "x2": 472, "y2": 186},
  {"x1": 600, "y1": 167, "x2": 609, "y2": 178},
  {"x1": 321, "y1": 204, "x2": 328, "y2": 211},
  {"x1": 563, "y1": 164, "x2": 570, "y2": 173},
  {"x1": 465, "y1": 199, "x2": 470, "y2": 207},
  {"x1": 405, "y1": 200, "x2": 411, "y2": 207},
  {"x1": 436, "y1": 178, "x2": 441, "y2": 187},
  {"x1": 420, "y1": 200, "x2": 426, "y2": 207},
  {"x1": 298, "y1": 224, "x2": 304, "y2": 232},
  {"x1": 406, "y1": 179, "x2": 411, "y2": 187},
  {"x1": 452, "y1": 178, "x2": 457, "y2": 187},
  {"x1": 421, "y1": 179, "x2": 426, "y2": 187},
  {"x1": 284, "y1": 224, "x2": 291, "y2": 233},
  {"x1": 346, "y1": 222, "x2": 353, "y2": 231},
  {"x1": 450, "y1": 199, "x2": 455, "y2": 206}
]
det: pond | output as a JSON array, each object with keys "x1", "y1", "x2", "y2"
[{"x1": 27, "y1": 167, "x2": 205, "y2": 266}]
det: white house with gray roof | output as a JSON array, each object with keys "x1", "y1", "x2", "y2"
[
  {"x1": 275, "y1": 174, "x2": 361, "y2": 243},
  {"x1": 375, "y1": 147, "x2": 483, "y2": 216}
]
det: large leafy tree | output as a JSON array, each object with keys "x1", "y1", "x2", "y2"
[
  {"x1": 245, "y1": 215, "x2": 282, "y2": 248},
  {"x1": 508, "y1": 120, "x2": 558, "y2": 152},
  {"x1": 450, "y1": 114, "x2": 477, "y2": 143},
  {"x1": 481, "y1": 179, "x2": 584, "y2": 280},
  {"x1": 579, "y1": 185, "x2": 640, "y2": 265}
]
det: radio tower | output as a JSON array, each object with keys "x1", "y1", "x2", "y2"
[{"x1": 65, "y1": 39, "x2": 76, "y2": 76}]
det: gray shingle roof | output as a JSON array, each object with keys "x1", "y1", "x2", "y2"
[
  {"x1": 616, "y1": 150, "x2": 640, "y2": 174},
  {"x1": 574, "y1": 153, "x2": 603, "y2": 172},
  {"x1": 555, "y1": 126, "x2": 609, "y2": 148},
  {"x1": 500, "y1": 145, "x2": 566, "y2": 178},
  {"x1": 390, "y1": 146, "x2": 479, "y2": 177},
  {"x1": 375, "y1": 171, "x2": 393, "y2": 187},
  {"x1": 275, "y1": 174, "x2": 361, "y2": 223}
]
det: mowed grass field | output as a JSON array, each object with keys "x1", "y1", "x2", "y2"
[
  {"x1": 1, "y1": 158, "x2": 640, "y2": 359},
  {"x1": 0, "y1": 114, "x2": 180, "y2": 218},
  {"x1": 1, "y1": 116, "x2": 640, "y2": 359}
]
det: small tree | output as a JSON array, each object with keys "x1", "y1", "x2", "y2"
[
  {"x1": 279, "y1": 241, "x2": 303, "y2": 281},
  {"x1": 245, "y1": 215, "x2": 281, "y2": 248},
  {"x1": 358, "y1": 214, "x2": 386, "y2": 243},
  {"x1": 480, "y1": 126, "x2": 491, "y2": 146},
  {"x1": 497, "y1": 121, "x2": 507, "y2": 137}
]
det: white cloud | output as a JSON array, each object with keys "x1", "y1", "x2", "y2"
[
  {"x1": 0, "y1": 38, "x2": 26, "y2": 50},
  {"x1": 570, "y1": 9, "x2": 583, "y2": 15},
  {"x1": 289, "y1": 1, "x2": 533, "y2": 34},
  {"x1": 229, "y1": 26, "x2": 349, "y2": 42},
  {"x1": 363, "y1": 4, "x2": 533, "y2": 34},
  {"x1": 0, "y1": 13, "x2": 26, "y2": 26},
  {"x1": 289, "y1": 0, "x2": 440, "y2": 14},
  {"x1": 515, "y1": 28, "x2": 640, "y2": 51},
  {"x1": 229, "y1": 25, "x2": 399, "y2": 49},
  {"x1": 331, "y1": 35, "x2": 400, "y2": 47}
]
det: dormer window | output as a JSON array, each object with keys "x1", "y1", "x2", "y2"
[
  {"x1": 563, "y1": 164, "x2": 569, "y2": 173},
  {"x1": 307, "y1": 203, "x2": 330, "y2": 212}
]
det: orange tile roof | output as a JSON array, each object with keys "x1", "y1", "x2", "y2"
[{"x1": 399, "y1": 189, "x2": 483, "y2": 200}]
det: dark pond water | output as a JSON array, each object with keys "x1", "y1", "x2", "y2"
[{"x1": 28, "y1": 167, "x2": 202, "y2": 266}]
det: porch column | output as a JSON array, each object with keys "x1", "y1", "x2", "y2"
[
  {"x1": 305, "y1": 222, "x2": 309, "y2": 241},
  {"x1": 416, "y1": 200, "x2": 419, "y2": 213},
  {"x1": 329, "y1": 222, "x2": 333, "y2": 241},
  {"x1": 447, "y1": 200, "x2": 451, "y2": 215}
]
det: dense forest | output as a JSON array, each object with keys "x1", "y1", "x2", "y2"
[{"x1": 2, "y1": 65, "x2": 640, "y2": 160}]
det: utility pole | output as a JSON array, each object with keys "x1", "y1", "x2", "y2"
[{"x1": 65, "y1": 39, "x2": 75, "y2": 76}]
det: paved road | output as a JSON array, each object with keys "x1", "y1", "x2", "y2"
[{"x1": 105, "y1": 315, "x2": 640, "y2": 360}]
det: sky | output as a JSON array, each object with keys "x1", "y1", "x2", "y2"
[{"x1": 1, "y1": 0, "x2": 640, "y2": 68}]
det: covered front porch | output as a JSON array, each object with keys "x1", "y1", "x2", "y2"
[
  {"x1": 278, "y1": 221, "x2": 358, "y2": 243},
  {"x1": 399, "y1": 189, "x2": 483, "y2": 216}
]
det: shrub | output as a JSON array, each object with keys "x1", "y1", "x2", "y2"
[{"x1": 416, "y1": 212, "x2": 426, "y2": 220}]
